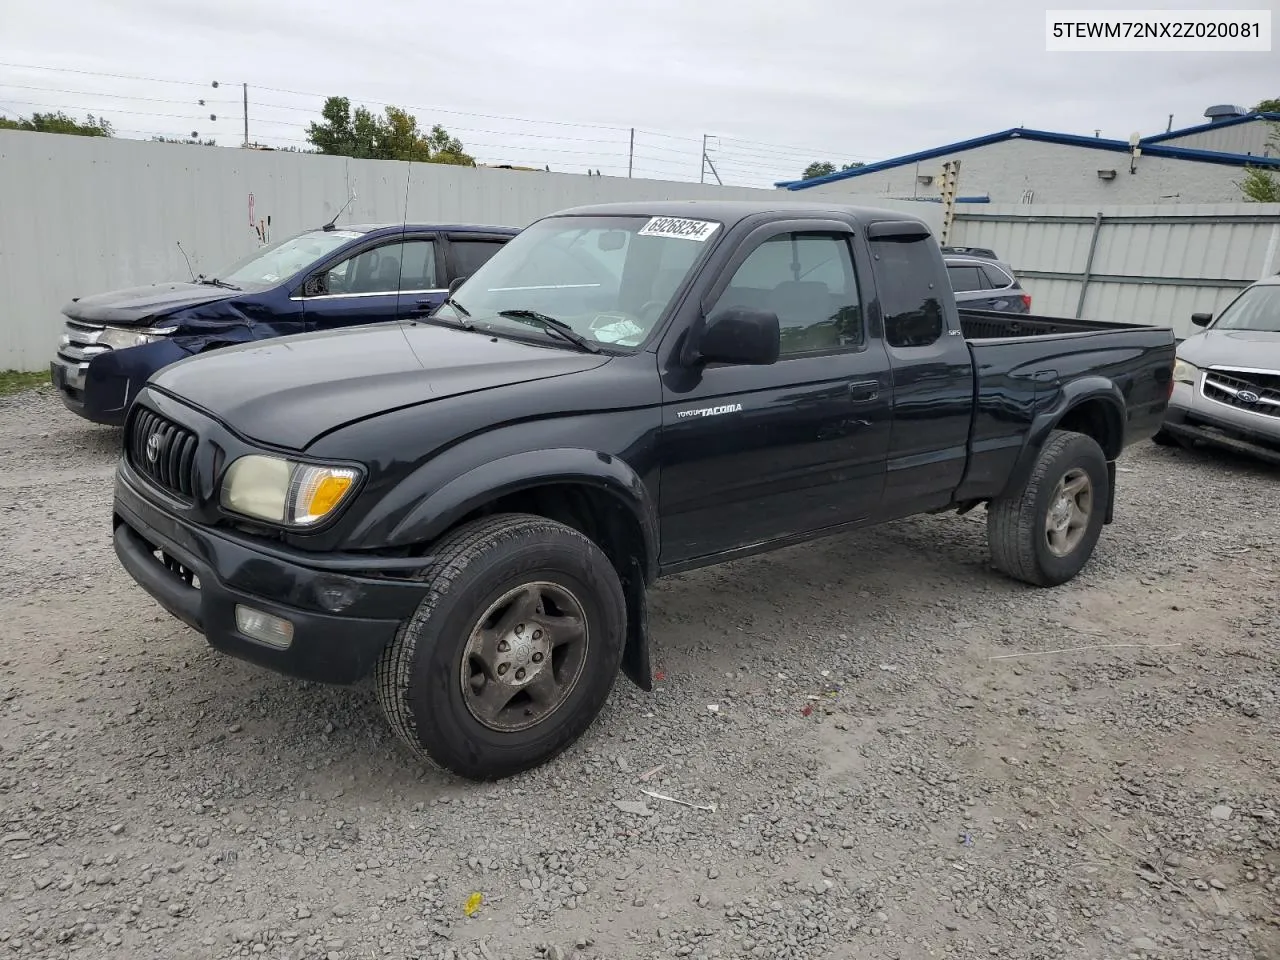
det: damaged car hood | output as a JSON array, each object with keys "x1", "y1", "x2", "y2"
[
  {"x1": 148, "y1": 321, "x2": 612, "y2": 450},
  {"x1": 1178, "y1": 329, "x2": 1280, "y2": 369},
  {"x1": 64, "y1": 282, "x2": 240, "y2": 325}
]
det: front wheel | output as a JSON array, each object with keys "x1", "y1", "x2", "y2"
[
  {"x1": 375, "y1": 513, "x2": 626, "y2": 780},
  {"x1": 986, "y1": 430, "x2": 1110, "y2": 587}
]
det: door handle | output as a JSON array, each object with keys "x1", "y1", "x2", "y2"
[
  {"x1": 848, "y1": 380, "x2": 879, "y2": 403},
  {"x1": 412, "y1": 297, "x2": 438, "y2": 313}
]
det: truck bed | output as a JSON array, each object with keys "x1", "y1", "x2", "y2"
[{"x1": 959, "y1": 308, "x2": 1149, "y2": 341}]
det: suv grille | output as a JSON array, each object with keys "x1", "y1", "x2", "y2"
[
  {"x1": 127, "y1": 408, "x2": 199, "y2": 498},
  {"x1": 57, "y1": 319, "x2": 112, "y2": 365},
  {"x1": 1202, "y1": 368, "x2": 1280, "y2": 420}
]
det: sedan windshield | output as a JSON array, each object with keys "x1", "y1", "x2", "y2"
[
  {"x1": 215, "y1": 229, "x2": 365, "y2": 290},
  {"x1": 1212, "y1": 284, "x2": 1280, "y2": 333},
  {"x1": 442, "y1": 214, "x2": 721, "y2": 349}
]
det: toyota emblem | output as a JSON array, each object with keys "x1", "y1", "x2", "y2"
[
  {"x1": 146, "y1": 432, "x2": 162, "y2": 463},
  {"x1": 1237, "y1": 390, "x2": 1260, "y2": 404}
]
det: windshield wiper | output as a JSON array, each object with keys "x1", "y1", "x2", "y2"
[
  {"x1": 195, "y1": 275, "x2": 240, "y2": 291},
  {"x1": 444, "y1": 297, "x2": 472, "y2": 319},
  {"x1": 497, "y1": 309, "x2": 600, "y2": 353}
]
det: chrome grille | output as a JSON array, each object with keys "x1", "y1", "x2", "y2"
[
  {"x1": 1201, "y1": 367, "x2": 1280, "y2": 419},
  {"x1": 56, "y1": 319, "x2": 112, "y2": 365},
  {"x1": 127, "y1": 407, "x2": 199, "y2": 498}
]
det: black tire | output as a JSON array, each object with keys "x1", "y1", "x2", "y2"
[
  {"x1": 987, "y1": 430, "x2": 1110, "y2": 587},
  {"x1": 375, "y1": 513, "x2": 626, "y2": 781}
]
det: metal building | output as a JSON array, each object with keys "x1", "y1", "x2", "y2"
[{"x1": 776, "y1": 108, "x2": 1280, "y2": 206}]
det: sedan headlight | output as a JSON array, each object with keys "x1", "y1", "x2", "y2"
[
  {"x1": 221, "y1": 455, "x2": 359, "y2": 527},
  {"x1": 1172, "y1": 359, "x2": 1199, "y2": 384},
  {"x1": 99, "y1": 324, "x2": 178, "y2": 350}
]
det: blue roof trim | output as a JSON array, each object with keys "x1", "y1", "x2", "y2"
[
  {"x1": 776, "y1": 124, "x2": 1280, "y2": 190},
  {"x1": 1141, "y1": 112, "x2": 1280, "y2": 144}
]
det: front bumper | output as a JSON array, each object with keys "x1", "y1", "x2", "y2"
[
  {"x1": 50, "y1": 355, "x2": 133, "y2": 426},
  {"x1": 1163, "y1": 379, "x2": 1280, "y2": 464},
  {"x1": 112, "y1": 463, "x2": 428, "y2": 684}
]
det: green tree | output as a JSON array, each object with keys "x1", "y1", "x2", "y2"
[
  {"x1": 1237, "y1": 119, "x2": 1280, "y2": 201},
  {"x1": 0, "y1": 110, "x2": 112, "y2": 137},
  {"x1": 801, "y1": 160, "x2": 865, "y2": 180},
  {"x1": 306, "y1": 96, "x2": 474, "y2": 165},
  {"x1": 802, "y1": 161, "x2": 836, "y2": 179},
  {"x1": 1254, "y1": 97, "x2": 1280, "y2": 113},
  {"x1": 1239, "y1": 166, "x2": 1280, "y2": 201}
]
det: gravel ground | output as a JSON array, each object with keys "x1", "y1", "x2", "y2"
[{"x1": 0, "y1": 386, "x2": 1277, "y2": 960}]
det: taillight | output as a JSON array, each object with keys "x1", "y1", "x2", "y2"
[{"x1": 1021, "y1": 294, "x2": 1032, "y2": 310}]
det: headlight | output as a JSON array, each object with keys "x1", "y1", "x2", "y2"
[
  {"x1": 220, "y1": 455, "x2": 359, "y2": 527},
  {"x1": 99, "y1": 325, "x2": 178, "y2": 349},
  {"x1": 1172, "y1": 359, "x2": 1199, "y2": 384}
]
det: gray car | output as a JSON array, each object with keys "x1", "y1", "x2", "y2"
[
  {"x1": 1156, "y1": 275, "x2": 1280, "y2": 463},
  {"x1": 944, "y1": 254, "x2": 1031, "y2": 313}
]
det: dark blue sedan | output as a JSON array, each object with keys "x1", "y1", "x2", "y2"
[{"x1": 51, "y1": 221, "x2": 519, "y2": 425}]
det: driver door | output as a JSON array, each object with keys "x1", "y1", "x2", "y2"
[{"x1": 298, "y1": 234, "x2": 444, "y2": 332}]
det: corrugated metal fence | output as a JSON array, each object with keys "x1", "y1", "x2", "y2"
[
  {"x1": 951, "y1": 202, "x2": 1280, "y2": 339},
  {"x1": 0, "y1": 131, "x2": 942, "y2": 370}
]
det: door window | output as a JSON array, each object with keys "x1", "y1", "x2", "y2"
[
  {"x1": 709, "y1": 232, "x2": 863, "y2": 355},
  {"x1": 309, "y1": 239, "x2": 436, "y2": 296},
  {"x1": 946, "y1": 264, "x2": 986, "y2": 292},
  {"x1": 451, "y1": 240, "x2": 507, "y2": 278}
]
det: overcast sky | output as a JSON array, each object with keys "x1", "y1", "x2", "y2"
[{"x1": 2, "y1": 0, "x2": 1275, "y2": 187}]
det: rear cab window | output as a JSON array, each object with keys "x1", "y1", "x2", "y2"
[{"x1": 869, "y1": 233, "x2": 948, "y2": 348}]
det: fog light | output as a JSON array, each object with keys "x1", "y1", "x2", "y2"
[{"x1": 234, "y1": 605, "x2": 294, "y2": 649}]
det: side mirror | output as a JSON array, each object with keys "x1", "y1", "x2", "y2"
[
  {"x1": 692, "y1": 307, "x2": 780, "y2": 366},
  {"x1": 448, "y1": 275, "x2": 467, "y2": 295},
  {"x1": 1190, "y1": 312, "x2": 1212, "y2": 327}
]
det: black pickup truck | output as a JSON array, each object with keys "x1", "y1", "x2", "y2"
[{"x1": 110, "y1": 200, "x2": 1175, "y2": 780}]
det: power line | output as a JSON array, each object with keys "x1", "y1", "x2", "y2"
[{"x1": 0, "y1": 62, "x2": 215, "y2": 87}]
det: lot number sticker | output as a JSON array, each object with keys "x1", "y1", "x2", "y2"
[{"x1": 638, "y1": 216, "x2": 720, "y2": 242}]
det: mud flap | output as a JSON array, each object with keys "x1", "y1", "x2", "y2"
[
  {"x1": 620, "y1": 558, "x2": 652, "y2": 691},
  {"x1": 1105, "y1": 460, "x2": 1116, "y2": 525}
]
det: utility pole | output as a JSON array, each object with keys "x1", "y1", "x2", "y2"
[
  {"x1": 700, "y1": 134, "x2": 722, "y2": 185},
  {"x1": 628, "y1": 127, "x2": 634, "y2": 178},
  {"x1": 242, "y1": 83, "x2": 249, "y2": 147}
]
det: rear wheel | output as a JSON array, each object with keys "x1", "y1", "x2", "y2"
[
  {"x1": 375, "y1": 513, "x2": 626, "y2": 780},
  {"x1": 987, "y1": 430, "x2": 1109, "y2": 587}
]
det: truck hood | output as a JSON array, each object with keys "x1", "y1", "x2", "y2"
[
  {"x1": 1178, "y1": 329, "x2": 1280, "y2": 370},
  {"x1": 149, "y1": 321, "x2": 612, "y2": 450},
  {"x1": 64, "y1": 282, "x2": 239, "y2": 325}
]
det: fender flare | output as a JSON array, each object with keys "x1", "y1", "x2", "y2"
[
  {"x1": 387, "y1": 447, "x2": 661, "y2": 584},
  {"x1": 999, "y1": 376, "x2": 1125, "y2": 502}
]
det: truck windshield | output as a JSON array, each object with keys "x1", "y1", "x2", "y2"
[
  {"x1": 444, "y1": 214, "x2": 720, "y2": 349},
  {"x1": 215, "y1": 229, "x2": 364, "y2": 290},
  {"x1": 1212, "y1": 284, "x2": 1280, "y2": 334}
]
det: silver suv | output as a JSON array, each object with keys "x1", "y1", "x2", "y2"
[{"x1": 1156, "y1": 275, "x2": 1280, "y2": 463}]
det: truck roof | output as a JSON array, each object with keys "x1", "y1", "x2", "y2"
[{"x1": 546, "y1": 199, "x2": 934, "y2": 230}]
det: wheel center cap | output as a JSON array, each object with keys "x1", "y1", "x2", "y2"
[{"x1": 507, "y1": 632, "x2": 534, "y2": 667}]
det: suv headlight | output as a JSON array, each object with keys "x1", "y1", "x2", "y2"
[
  {"x1": 99, "y1": 324, "x2": 178, "y2": 350},
  {"x1": 221, "y1": 455, "x2": 360, "y2": 526},
  {"x1": 1172, "y1": 359, "x2": 1199, "y2": 384}
]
